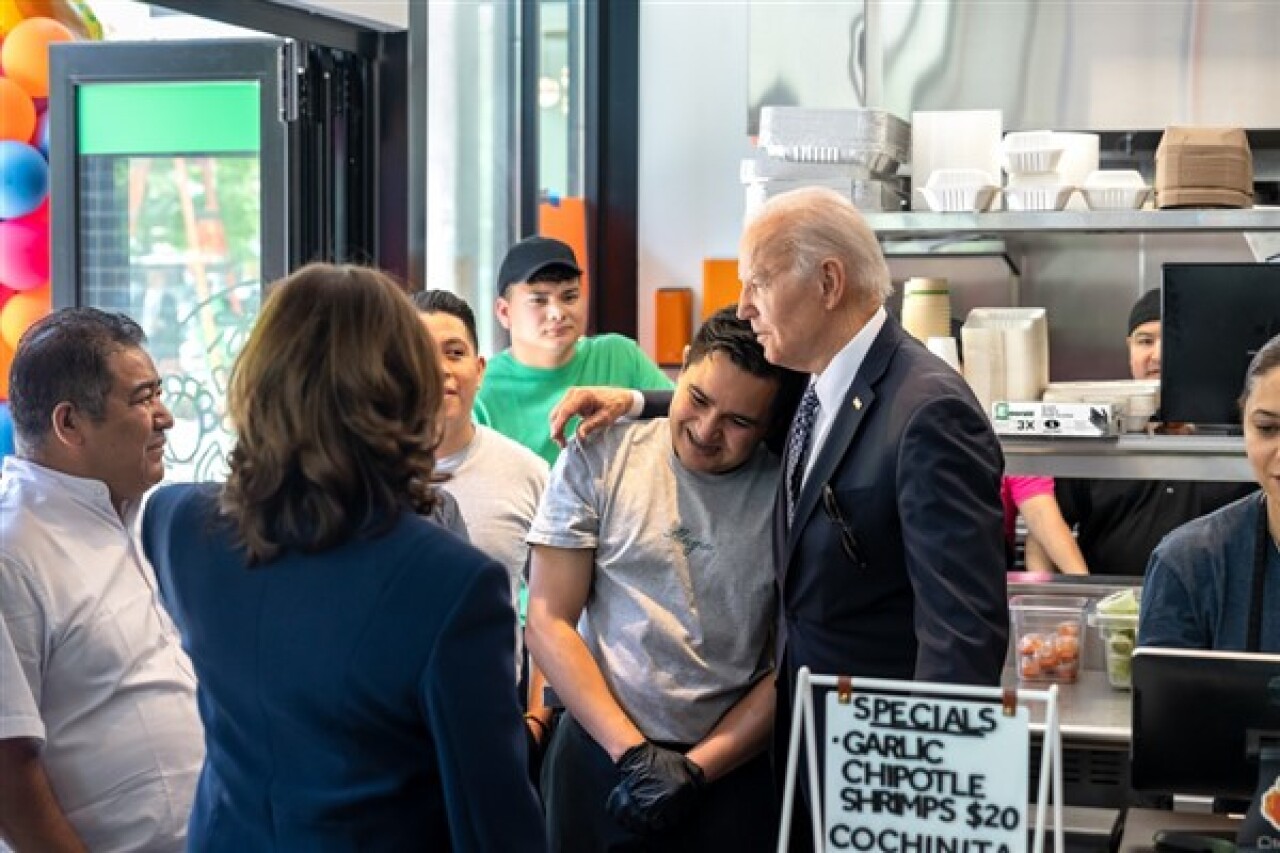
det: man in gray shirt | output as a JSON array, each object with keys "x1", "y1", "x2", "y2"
[
  {"x1": 525, "y1": 307, "x2": 802, "y2": 852},
  {"x1": 414, "y1": 290, "x2": 548, "y2": 677}
]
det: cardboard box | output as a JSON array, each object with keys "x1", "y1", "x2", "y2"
[
  {"x1": 1156, "y1": 126, "x2": 1254, "y2": 196},
  {"x1": 1156, "y1": 187, "x2": 1252, "y2": 209}
]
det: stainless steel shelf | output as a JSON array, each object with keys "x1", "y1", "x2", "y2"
[
  {"x1": 868, "y1": 208, "x2": 1280, "y2": 238},
  {"x1": 1002, "y1": 433, "x2": 1250, "y2": 481}
]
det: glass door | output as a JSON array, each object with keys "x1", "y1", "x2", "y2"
[{"x1": 49, "y1": 40, "x2": 289, "y2": 482}]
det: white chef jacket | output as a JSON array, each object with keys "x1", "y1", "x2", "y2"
[{"x1": 0, "y1": 457, "x2": 203, "y2": 852}]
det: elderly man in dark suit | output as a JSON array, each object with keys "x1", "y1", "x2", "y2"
[
  {"x1": 738, "y1": 187, "x2": 1007, "y2": 684},
  {"x1": 549, "y1": 186, "x2": 1008, "y2": 849},
  {"x1": 737, "y1": 186, "x2": 1008, "y2": 847}
]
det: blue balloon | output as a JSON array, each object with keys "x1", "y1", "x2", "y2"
[
  {"x1": 0, "y1": 403, "x2": 14, "y2": 460},
  {"x1": 0, "y1": 140, "x2": 49, "y2": 220}
]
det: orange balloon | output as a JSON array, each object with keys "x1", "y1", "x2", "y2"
[
  {"x1": 0, "y1": 283, "x2": 50, "y2": 350},
  {"x1": 0, "y1": 77, "x2": 37, "y2": 143},
  {"x1": 0, "y1": 338, "x2": 12, "y2": 399},
  {"x1": 0, "y1": 0, "x2": 23, "y2": 38},
  {"x1": 1, "y1": 17, "x2": 74, "y2": 99}
]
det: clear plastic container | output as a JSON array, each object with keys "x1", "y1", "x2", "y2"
[
  {"x1": 1087, "y1": 589, "x2": 1141, "y2": 690},
  {"x1": 1010, "y1": 595, "x2": 1086, "y2": 684}
]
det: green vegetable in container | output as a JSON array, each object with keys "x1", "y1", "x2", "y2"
[{"x1": 1094, "y1": 588, "x2": 1141, "y2": 689}]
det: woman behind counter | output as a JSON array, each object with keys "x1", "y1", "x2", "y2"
[
  {"x1": 141, "y1": 263, "x2": 545, "y2": 851},
  {"x1": 1138, "y1": 333, "x2": 1280, "y2": 652}
]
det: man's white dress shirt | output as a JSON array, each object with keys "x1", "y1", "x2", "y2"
[
  {"x1": 801, "y1": 306, "x2": 888, "y2": 488},
  {"x1": 0, "y1": 457, "x2": 203, "y2": 852}
]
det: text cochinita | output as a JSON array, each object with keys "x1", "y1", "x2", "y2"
[{"x1": 828, "y1": 827, "x2": 1014, "y2": 853}]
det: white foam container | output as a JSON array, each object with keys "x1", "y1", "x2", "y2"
[
  {"x1": 1001, "y1": 130, "x2": 1068, "y2": 175},
  {"x1": 1053, "y1": 132, "x2": 1101, "y2": 210},
  {"x1": 921, "y1": 169, "x2": 999, "y2": 212},
  {"x1": 1084, "y1": 169, "x2": 1147, "y2": 188},
  {"x1": 1002, "y1": 147, "x2": 1065, "y2": 175},
  {"x1": 920, "y1": 185, "x2": 999, "y2": 212},
  {"x1": 1081, "y1": 186, "x2": 1151, "y2": 210},
  {"x1": 1004, "y1": 185, "x2": 1076, "y2": 211},
  {"x1": 911, "y1": 110, "x2": 1003, "y2": 211}
]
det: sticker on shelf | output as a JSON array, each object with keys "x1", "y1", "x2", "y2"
[{"x1": 992, "y1": 401, "x2": 1120, "y2": 437}]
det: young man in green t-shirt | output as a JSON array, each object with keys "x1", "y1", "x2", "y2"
[{"x1": 476, "y1": 236, "x2": 674, "y2": 464}]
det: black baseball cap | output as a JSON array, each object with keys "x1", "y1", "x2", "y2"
[{"x1": 497, "y1": 236, "x2": 582, "y2": 294}]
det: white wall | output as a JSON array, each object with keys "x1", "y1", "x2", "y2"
[{"x1": 636, "y1": 2, "x2": 751, "y2": 354}]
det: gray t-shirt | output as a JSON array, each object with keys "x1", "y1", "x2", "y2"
[
  {"x1": 439, "y1": 425, "x2": 548, "y2": 673},
  {"x1": 527, "y1": 418, "x2": 778, "y2": 744},
  {"x1": 439, "y1": 425, "x2": 549, "y2": 600}
]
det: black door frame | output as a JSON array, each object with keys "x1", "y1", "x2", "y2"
[
  {"x1": 582, "y1": 0, "x2": 639, "y2": 337},
  {"x1": 514, "y1": 0, "x2": 640, "y2": 336},
  {"x1": 47, "y1": 39, "x2": 292, "y2": 308},
  {"x1": 147, "y1": 0, "x2": 411, "y2": 281}
]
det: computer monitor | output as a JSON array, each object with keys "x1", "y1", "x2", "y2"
[
  {"x1": 1131, "y1": 646, "x2": 1280, "y2": 799},
  {"x1": 1162, "y1": 262, "x2": 1280, "y2": 427}
]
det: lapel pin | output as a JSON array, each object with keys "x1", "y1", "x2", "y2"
[{"x1": 852, "y1": 397, "x2": 863, "y2": 410}]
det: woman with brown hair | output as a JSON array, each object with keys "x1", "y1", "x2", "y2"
[{"x1": 141, "y1": 263, "x2": 545, "y2": 850}]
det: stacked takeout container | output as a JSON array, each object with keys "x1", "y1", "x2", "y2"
[
  {"x1": 1000, "y1": 131, "x2": 1074, "y2": 212},
  {"x1": 744, "y1": 107, "x2": 910, "y2": 217}
]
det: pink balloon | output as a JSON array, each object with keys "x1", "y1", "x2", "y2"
[
  {"x1": 0, "y1": 218, "x2": 50, "y2": 292},
  {"x1": 14, "y1": 197, "x2": 48, "y2": 227}
]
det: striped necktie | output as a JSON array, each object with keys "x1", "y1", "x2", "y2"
[{"x1": 786, "y1": 385, "x2": 821, "y2": 528}]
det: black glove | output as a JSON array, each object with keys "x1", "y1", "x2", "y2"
[{"x1": 605, "y1": 741, "x2": 705, "y2": 834}]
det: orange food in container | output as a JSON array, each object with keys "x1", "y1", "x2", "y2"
[{"x1": 1009, "y1": 595, "x2": 1087, "y2": 684}]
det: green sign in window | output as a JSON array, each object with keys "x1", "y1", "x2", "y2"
[{"x1": 78, "y1": 81, "x2": 260, "y2": 156}]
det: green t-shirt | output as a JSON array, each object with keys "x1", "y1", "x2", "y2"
[{"x1": 475, "y1": 333, "x2": 674, "y2": 464}]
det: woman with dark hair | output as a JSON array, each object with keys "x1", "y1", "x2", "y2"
[
  {"x1": 141, "y1": 263, "x2": 545, "y2": 850},
  {"x1": 1138, "y1": 333, "x2": 1279, "y2": 652}
]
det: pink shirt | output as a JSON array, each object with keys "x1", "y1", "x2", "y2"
[{"x1": 1001, "y1": 475, "x2": 1056, "y2": 544}]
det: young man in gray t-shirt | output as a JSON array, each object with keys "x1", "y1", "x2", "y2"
[{"x1": 526, "y1": 308, "x2": 801, "y2": 852}]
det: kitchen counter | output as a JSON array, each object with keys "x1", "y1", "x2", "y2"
[{"x1": 1014, "y1": 669, "x2": 1133, "y2": 745}]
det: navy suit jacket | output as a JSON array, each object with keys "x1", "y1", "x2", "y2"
[
  {"x1": 776, "y1": 316, "x2": 1008, "y2": 696},
  {"x1": 775, "y1": 317, "x2": 1008, "y2": 849}
]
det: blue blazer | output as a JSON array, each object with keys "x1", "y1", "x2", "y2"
[{"x1": 142, "y1": 485, "x2": 546, "y2": 852}]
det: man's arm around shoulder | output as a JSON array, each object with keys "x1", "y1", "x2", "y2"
[{"x1": 548, "y1": 388, "x2": 672, "y2": 448}]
